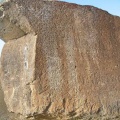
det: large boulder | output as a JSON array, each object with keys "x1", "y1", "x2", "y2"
[{"x1": 0, "y1": 0, "x2": 120, "y2": 119}]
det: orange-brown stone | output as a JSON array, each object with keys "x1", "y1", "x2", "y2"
[{"x1": 0, "y1": 0, "x2": 120, "y2": 119}]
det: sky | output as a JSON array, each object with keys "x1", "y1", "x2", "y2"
[{"x1": 0, "y1": 0, "x2": 120, "y2": 56}]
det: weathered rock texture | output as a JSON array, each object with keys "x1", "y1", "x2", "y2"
[
  {"x1": 0, "y1": 0, "x2": 120, "y2": 119},
  {"x1": 0, "y1": 61, "x2": 9, "y2": 120}
]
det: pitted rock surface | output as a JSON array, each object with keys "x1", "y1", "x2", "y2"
[{"x1": 0, "y1": 0, "x2": 120, "y2": 119}]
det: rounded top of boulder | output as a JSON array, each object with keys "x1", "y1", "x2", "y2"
[{"x1": 0, "y1": 0, "x2": 119, "y2": 42}]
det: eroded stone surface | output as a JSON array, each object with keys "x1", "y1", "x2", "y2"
[
  {"x1": 0, "y1": 0, "x2": 120, "y2": 119},
  {"x1": 0, "y1": 60, "x2": 9, "y2": 120},
  {"x1": 0, "y1": 17, "x2": 26, "y2": 42}
]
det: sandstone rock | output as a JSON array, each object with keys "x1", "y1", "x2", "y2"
[
  {"x1": 0, "y1": 17, "x2": 26, "y2": 42},
  {"x1": 0, "y1": 60, "x2": 9, "y2": 120},
  {"x1": 0, "y1": 0, "x2": 120, "y2": 119}
]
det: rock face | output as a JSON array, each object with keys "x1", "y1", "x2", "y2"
[
  {"x1": 0, "y1": 0, "x2": 120, "y2": 119},
  {"x1": 0, "y1": 61, "x2": 9, "y2": 120}
]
